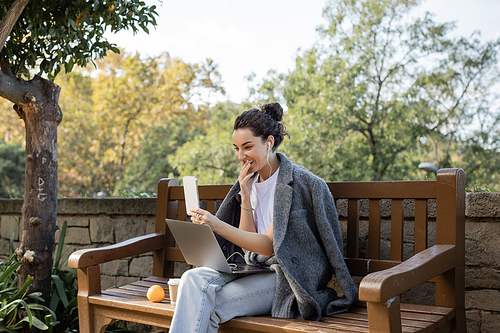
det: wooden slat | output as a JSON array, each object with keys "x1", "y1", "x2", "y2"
[
  {"x1": 347, "y1": 199, "x2": 360, "y2": 258},
  {"x1": 165, "y1": 247, "x2": 185, "y2": 262},
  {"x1": 89, "y1": 295, "x2": 175, "y2": 314},
  {"x1": 391, "y1": 199, "x2": 404, "y2": 261},
  {"x1": 116, "y1": 284, "x2": 149, "y2": 293},
  {"x1": 104, "y1": 288, "x2": 150, "y2": 298},
  {"x1": 169, "y1": 185, "x2": 233, "y2": 200},
  {"x1": 143, "y1": 276, "x2": 170, "y2": 284},
  {"x1": 399, "y1": 304, "x2": 455, "y2": 322},
  {"x1": 207, "y1": 199, "x2": 215, "y2": 214},
  {"x1": 330, "y1": 312, "x2": 434, "y2": 333},
  {"x1": 223, "y1": 316, "x2": 371, "y2": 333},
  {"x1": 328, "y1": 181, "x2": 437, "y2": 199},
  {"x1": 368, "y1": 199, "x2": 381, "y2": 259},
  {"x1": 177, "y1": 200, "x2": 186, "y2": 221},
  {"x1": 131, "y1": 280, "x2": 169, "y2": 289},
  {"x1": 415, "y1": 199, "x2": 428, "y2": 254},
  {"x1": 350, "y1": 307, "x2": 446, "y2": 327},
  {"x1": 345, "y1": 258, "x2": 401, "y2": 276}
]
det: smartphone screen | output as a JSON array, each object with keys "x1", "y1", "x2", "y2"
[{"x1": 183, "y1": 176, "x2": 199, "y2": 215}]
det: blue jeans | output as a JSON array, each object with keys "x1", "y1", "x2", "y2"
[{"x1": 169, "y1": 267, "x2": 276, "y2": 333}]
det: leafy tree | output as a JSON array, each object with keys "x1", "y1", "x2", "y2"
[
  {"x1": 55, "y1": 51, "x2": 224, "y2": 196},
  {"x1": 116, "y1": 117, "x2": 196, "y2": 193},
  {"x1": 0, "y1": 0, "x2": 157, "y2": 303},
  {"x1": 172, "y1": 101, "x2": 243, "y2": 185},
  {"x1": 0, "y1": 139, "x2": 24, "y2": 198},
  {"x1": 249, "y1": 0, "x2": 500, "y2": 184}
]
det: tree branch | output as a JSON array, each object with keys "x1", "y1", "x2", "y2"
[
  {"x1": 0, "y1": 0, "x2": 30, "y2": 54},
  {"x1": 0, "y1": 59, "x2": 29, "y2": 104},
  {"x1": 0, "y1": 58, "x2": 14, "y2": 76}
]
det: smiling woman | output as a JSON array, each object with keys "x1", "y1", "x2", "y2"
[{"x1": 168, "y1": 102, "x2": 358, "y2": 333}]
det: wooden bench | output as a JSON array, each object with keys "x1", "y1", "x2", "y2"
[{"x1": 68, "y1": 168, "x2": 466, "y2": 333}]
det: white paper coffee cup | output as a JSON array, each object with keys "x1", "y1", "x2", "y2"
[{"x1": 168, "y1": 278, "x2": 181, "y2": 305}]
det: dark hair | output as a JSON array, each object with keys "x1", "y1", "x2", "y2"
[{"x1": 233, "y1": 102, "x2": 289, "y2": 149}]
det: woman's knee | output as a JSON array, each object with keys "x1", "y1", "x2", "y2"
[{"x1": 179, "y1": 267, "x2": 226, "y2": 290}]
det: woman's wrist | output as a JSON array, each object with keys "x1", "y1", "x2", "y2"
[
  {"x1": 210, "y1": 216, "x2": 224, "y2": 234},
  {"x1": 240, "y1": 198, "x2": 252, "y2": 211},
  {"x1": 240, "y1": 204, "x2": 254, "y2": 211}
]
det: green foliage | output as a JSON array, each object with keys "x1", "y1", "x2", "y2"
[
  {"x1": 0, "y1": 139, "x2": 24, "y2": 198},
  {"x1": 48, "y1": 221, "x2": 79, "y2": 333},
  {"x1": 171, "y1": 101, "x2": 244, "y2": 185},
  {"x1": 246, "y1": 0, "x2": 500, "y2": 184},
  {"x1": 0, "y1": 254, "x2": 56, "y2": 332},
  {"x1": 55, "y1": 51, "x2": 224, "y2": 196},
  {"x1": 116, "y1": 117, "x2": 195, "y2": 193},
  {"x1": 466, "y1": 185, "x2": 493, "y2": 193},
  {"x1": 0, "y1": 0, "x2": 158, "y2": 79},
  {"x1": 108, "y1": 189, "x2": 156, "y2": 198}
]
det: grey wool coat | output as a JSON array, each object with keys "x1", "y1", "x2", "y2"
[{"x1": 215, "y1": 153, "x2": 358, "y2": 321}]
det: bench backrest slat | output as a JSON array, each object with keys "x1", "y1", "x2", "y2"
[
  {"x1": 328, "y1": 181, "x2": 437, "y2": 199},
  {"x1": 346, "y1": 199, "x2": 360, "y2": 259},
  {"x1": 414, "y1": 199, "x2": 428, "y2": 254},
  {"x1": 390, "y1": 199, "x2": 404, "y2": 261},
  {"x1": 367, "y1": 199, "x2": 381, "y2": 260}
]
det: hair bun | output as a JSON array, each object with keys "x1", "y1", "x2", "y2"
[{"x1": 261, "y1": 103, "x2": 283, "y2": 122}]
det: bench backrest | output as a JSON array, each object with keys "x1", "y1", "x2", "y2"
[{"x1": 152, "y1": 169, "x2": 465, "y2": 302}]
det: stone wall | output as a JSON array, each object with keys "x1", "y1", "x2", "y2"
[
  {"x1": 1, "y1": 193, "x2": 499, "y2": 332},
  {"x1": 0, "y1": 198, "x2": 158, "y2": 290}
]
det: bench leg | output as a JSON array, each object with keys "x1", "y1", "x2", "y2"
[
  {"x1": 366, "y1": 296, "x2": 402, "y2": 333},
  {"x1": 93, "y1": 315, "x2": 115, "y2": 333},
  {"x1": 77, "y1": 298, "x2": 115, "y2": 333},
  {"x1": 76, "y1": 265, "x2": 115, "y2": 333}
]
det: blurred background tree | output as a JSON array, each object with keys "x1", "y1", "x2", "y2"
[
  {"x1": 171, "y1": 101, "x2": 243, "y2": 185},
  {"x1": 0, "y1": 139, "x2": 24, "y2": 198},
  {"x1": 55, "y1": 52, "x2": 224, "y2": 196},
  {"x1": 243, "y1": 0, "x2": 500, "y2": 190}
]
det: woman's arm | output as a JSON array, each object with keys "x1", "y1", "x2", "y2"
[
  {"x1": 190, "y1": 208, "x2": 274, "y2": 257},
  {"x1": 238, "y1": 160, "x2": 257, "y2": 233}
]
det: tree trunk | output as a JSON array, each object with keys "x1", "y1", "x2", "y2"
[{"x1": 13, "y1": 75, "x2": 62, "y2": 305}]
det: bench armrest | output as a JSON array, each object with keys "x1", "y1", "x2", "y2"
[
  {"x1": 68, "y1": 233, "x2": 165, "y2": 269},
  {"x1": 359, "y1": 244, "x2": 456, "y2": 303}
]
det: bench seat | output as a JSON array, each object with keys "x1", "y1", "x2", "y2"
[{"x1": 93, "y1": 276, "x2": 455, "y2": 333}]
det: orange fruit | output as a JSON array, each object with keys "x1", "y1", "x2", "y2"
[{"x1": 146, "y1": 285, "x2": 165, "y2": 303}]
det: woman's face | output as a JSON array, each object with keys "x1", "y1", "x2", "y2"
[{"x1": 233, "y1": 128, "x2": 269, "y2": 175}]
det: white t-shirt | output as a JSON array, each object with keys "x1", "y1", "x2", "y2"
[{"x1": 250, "y1": 168, "x2": 280, "y2": 234}]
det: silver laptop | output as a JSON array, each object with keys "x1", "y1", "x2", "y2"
[{"x1": 166, "y1": 219, "x2": 271, "y2": 274}]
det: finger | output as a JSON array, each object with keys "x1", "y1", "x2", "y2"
[
  {"x1": 189, "y1": 208, "x2": 203, "y2": 215},
  {"x1": 239, "y1": 163, "x2": 250, "y2": 176},
  {"x1": 241, "y1": 159, "x2": 252, "y2": 170},
  {"x1": 243, "y1": 172, "x2": 254, "y2": 182}
]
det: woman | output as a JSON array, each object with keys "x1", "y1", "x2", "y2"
[{"x1": 169, "y1": 103, "x2": 357, "y2": 333}]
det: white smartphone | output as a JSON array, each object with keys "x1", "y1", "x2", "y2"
[{"x1": 183, "y1": 176, "x2": 200, "y2": 215}]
